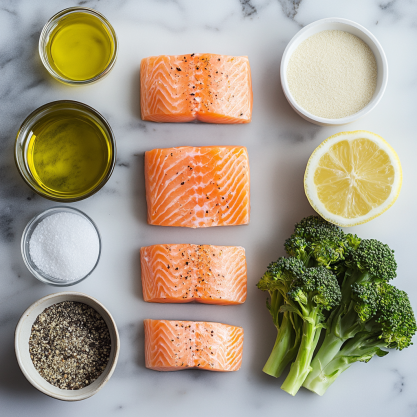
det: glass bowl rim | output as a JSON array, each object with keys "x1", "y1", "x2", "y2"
[
  {"x1": 14, "y1": 99, "x2": 117, "y2": 203},
  {"x1": 38, "y1": 6, "x2": 118, "y2": 85},
  {"x1": 21, "y1": 206, "x2": 102, "y2": 287}
]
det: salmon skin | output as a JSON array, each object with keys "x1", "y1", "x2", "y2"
[
  {"x1": 140, "y1": 53, "x2": 252, "y2": 123},
  {"x1": 144, "y1": 146, "x2": 250, "y2": 228},
  {"x1": 141, "y1": 244, "x2": 247, "y2": 305},
  {"x1": 144, "y1": 319, "x2": 244, "y2": 372}
]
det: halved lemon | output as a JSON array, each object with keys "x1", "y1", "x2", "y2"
[{"x1": 304, "y1": 130, "x2": 402, "y2": 227}]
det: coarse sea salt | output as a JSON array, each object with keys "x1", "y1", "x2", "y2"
[{"x1": 29, "y1": 212, "x2": 100, "y2": 282}]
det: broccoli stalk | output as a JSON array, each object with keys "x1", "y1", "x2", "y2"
[
  {"x1": 263, "y1": 310, "x2": 301, "y2": 378},
  {"x1": 303, "y1": 239, "x2": 398, "y2": 393},
  {"x1": 280, "y1": 305, "x2": 322, "y2": 395},
  {"x1": 257, "y1": 258, "x2": 305, "y2": 378},
  {"x1": 305, "y1": 331, "x2": 388, "y2": 396},
  {"x1": 280, "y1": 266, "x2": 341, "y2": 396},
  {"x1": 304, "y1": 283, "x2": 416, "y2": 395}
]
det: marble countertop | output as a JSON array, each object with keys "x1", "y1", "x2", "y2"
[{"x1": 1, "y1": 0, "x2": 417, "y2": 415}]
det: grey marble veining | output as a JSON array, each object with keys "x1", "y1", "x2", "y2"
[{"x1": 1, "y1": 0, "x2": 417, "y2": 416}]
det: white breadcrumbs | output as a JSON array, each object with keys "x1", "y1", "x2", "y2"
[{"x1": 287, "y1": 30, "x2": 377, "y2": 119}]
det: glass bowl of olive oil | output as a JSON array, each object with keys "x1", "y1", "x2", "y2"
[
  {"x1": 39, "y1": 7, "x2": 118, "y2": 85},
  {"x1": 15, "y1": 100, "x2": 116, "y2": 202}
]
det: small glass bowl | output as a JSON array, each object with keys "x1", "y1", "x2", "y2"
[
  {"x1": 21, "y1": 207, "x2": 102, "y2": 286},
  {"x1": 15, "y1": 100, "x2": 116, "y2": 202},
  {"x1": 39, "y1": 7, "x2": 118, "y2": 85}
]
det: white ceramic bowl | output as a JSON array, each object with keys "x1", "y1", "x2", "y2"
[
  {"x1": 280, "y1": 17, "x2": 388, "y2": 126},
  {"x1": 15, "y1": 292, "x2": 120, "y2": 401}
]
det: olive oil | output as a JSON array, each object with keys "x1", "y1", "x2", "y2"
[
  {"x1": 27, "y1": 107, "x2": 112, "y2": 200},
  {"x1": 46, "y1": 12, "x2": 115, "y2": 81}
]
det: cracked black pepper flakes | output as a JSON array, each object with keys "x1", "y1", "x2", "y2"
[{"x1": 29, "y1": 301, "x2": 111, "y2": 390}]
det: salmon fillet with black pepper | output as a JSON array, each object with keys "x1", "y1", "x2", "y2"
[
  {"x1": 140, "y1": 54, "x2": 252, "y2": 123},
  {"x1": 140, "y1": 244, "x2": 247, "y2": 304},
  {"x1": 144, "y1": 146, "x2": 250, "y2": 228},
  {"x1": 144, "y1": 319, "x2": 244, "y2": 371}
]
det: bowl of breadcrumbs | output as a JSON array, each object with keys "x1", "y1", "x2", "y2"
[{"x1": 281, "y1": 17, "x2": 388, "y2": 126}]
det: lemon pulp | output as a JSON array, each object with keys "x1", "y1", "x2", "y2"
[
  {"x1": 314, "y1": 138, "x2": 395, "y2": 218},
  {"x1": 47, "y1": 12, "x2": 114, "y2": 81},
  {"x1": 304, "y1": 131, "x2": 402, "y2": 227}
]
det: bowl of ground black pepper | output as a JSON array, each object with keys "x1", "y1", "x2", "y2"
[{"x1": 15, "y1": 292, "x2": 120, "y2": 401}]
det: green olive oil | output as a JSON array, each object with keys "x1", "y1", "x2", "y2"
[
  {"x1": 27, "y1": 109, "x2": 112, "y2": 199},
  {"x1": 46, "y1": 12, "x2": 114, "y2": 81}
]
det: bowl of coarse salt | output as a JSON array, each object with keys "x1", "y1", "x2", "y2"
[
  {"x1": 280, "y1": 17, "x2": 388, "y2": 126},
  {"x1": 21, "y1": 207, "x2": 101, "y2": 286}
]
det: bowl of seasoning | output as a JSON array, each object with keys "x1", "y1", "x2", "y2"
[
  {"x1": 280, "y1": 17, "x2": 388, "y2": 126},
  {"x1": 39, "y1": 7, "x2": 118, "y2": 85},
  {"x1": 15, "y1": 100, "x2": 116, "y2": 202},
  {"x1": 21, "y1": 207, "x2": 101, "y2": 286},
  {"x1": 15, "y1": 292, "x2": 120, "y2": 401}
]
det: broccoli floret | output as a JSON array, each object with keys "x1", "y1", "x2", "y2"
[
  {"x1": 257, "y1": 257, "x2": 306, "y2": 322},
  {"x1": 285, "y1": 215, "x2": 348, "y2": 269},
  {"x1": 257, "y1": 257, "x2": 305, "y2": 378},
  {"x1": 280, "y1": 267, "x2": 341, "y2": 396},
  {"x1": 303, "y1": 283, "x2": 416, "y2": 395},
  {"x1": 346, "y1": 233, "x2": 362, "y2": 251},
  {"x1": 351, "y1": 239, "x2": 397, "y2": 283},
  {"x1": 293, "y1": 216, "x2": 346, "y2": 243},
  {"x1": 338, "y1": 235, "x2": 397, "y2": 320},
  {"x1": 351, "y1": 281, "x2": 380, "y2": 321},
  {"x1": 303, "y1": 239, "x2": 399, "y2": 395},
  {"x1": 375, "y1": 284, "x2": 416, "y2": 350}
]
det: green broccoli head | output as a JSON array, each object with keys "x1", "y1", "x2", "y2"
[
  {"x1": 287, "y1": 266, "x2": 341, "y2": 312},
  {"x1": 352, "y1": 239, "x2": 397, "y2": 282},
  {"x1": 352, "y1": 282, "x2": 416, "y2": 350},
  {"x1": 293, "y1": 216, "x2": 345, "y2": 243},
  {"x1": 257, "y1": 257, "x2": 306, "y2": 294},
  {"x1": 285, "y1": 216, "x2": 347, "y2": 268},
  {"x1": 351, "y1": 281, "x2": 382, "y2": 322},
  {"x1": 284, "y1": 236, "x2": 309, "y2": 261},
  {"x1": 341, "y1": 233, "x2": 362, "y2": 262},
  {"x1": 376, "y1": 284, "x2": 416, "y2": 350},
  {"x1": 346, "y1": 233, "x2": 361, "y2": 251}
]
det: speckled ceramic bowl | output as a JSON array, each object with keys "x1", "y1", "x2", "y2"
[{"x1": 15, "y1": 292, "x2": 120, "y2": 401}]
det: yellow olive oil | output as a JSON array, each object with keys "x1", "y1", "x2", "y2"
[
  {"x1": 27, "y1": 108, "x2": 112, "y2": 199},
  {"x1": 46, "y1": 12, "x2": 114, "y2": 81}
]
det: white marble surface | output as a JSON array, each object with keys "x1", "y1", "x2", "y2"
[{"x1": 1, "y1": 0, "x2": 417, "y2": 415}]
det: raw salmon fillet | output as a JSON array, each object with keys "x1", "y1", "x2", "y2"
[
  {"x1": 141, "y1": 244, "x2": 247, "y2": 304},
  {"x1": 140, "y1": 53, "x2": 252, "y2": 123},
  {"x1": 144, "y1": 319, "x2": 244, "y2": 372},
  {"x1": 144, "y1": 146, "x2": 250, "y2": 228}
]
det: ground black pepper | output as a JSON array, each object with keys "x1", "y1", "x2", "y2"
[{"x1": 29, "y1": 301, "x2": 111, "y2": 390}]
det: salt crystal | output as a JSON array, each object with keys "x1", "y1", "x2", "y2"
[{"x1": 29, "y1": 212, "x2": 100, "y2": 282}]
